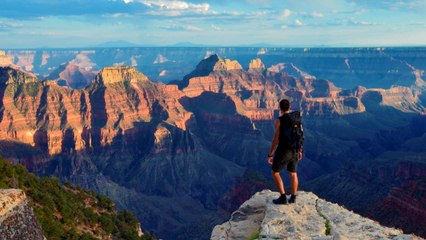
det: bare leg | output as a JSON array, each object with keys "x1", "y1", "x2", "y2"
[
  {"x1": 289, "y1": 172, "x2": 298, "y2": 195},
  {"x1": 271, "y1": 171, "x2": 285, "y2": 194}
]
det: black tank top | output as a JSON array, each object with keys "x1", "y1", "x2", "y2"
[{"x1": 277, "y1": 113, "x2": 292, "y2": 150}]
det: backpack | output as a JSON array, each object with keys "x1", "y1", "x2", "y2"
[{"x1": 282, "y1": 111, "x2": 304, "y2": 151}]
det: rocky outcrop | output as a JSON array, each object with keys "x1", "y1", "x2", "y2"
[
  {"x1": 153, "y1": 54, "x2": 170, "y2": 64},
  {"x1": 0, "y1": 51, "x2": 13, "y2": 66},
  {"x1": 179, "y1": 54, "x2": 246, "y2": 90},
  {"x1": 211, "y1": 190, "x2": 419, "y2": 240},
  {"x1": 95, "y1": 66, "x2": 149, "y2": 84},
  {"x1": 267, "y1": 63, "x2": 315, "y2": 80},
  {"x1": 0, "y1": 65, "x2": 190, "y2": 155},
  {"x1": 362, "y1": 87, "x2": 426, "y2": 113},
  {"x1": 0, "y1": 189, "x2": 44, "y2": 240},
  {"x1": 44, "y1": 62, "x2": 96, "y2": 89},
  {"x1": 248, "y1": 59, "x2": 265, "y2": 73},
  {"x1": 176, "y1": 54, "x2": 372, "y2": 122}
]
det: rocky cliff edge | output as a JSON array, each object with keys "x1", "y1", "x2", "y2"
[
  {"x1": 0, "y1": 189, "x2": 45, "y2": 240},
  {"x1": 211, "y1": 190, "x2": 421, "y2": 240}
]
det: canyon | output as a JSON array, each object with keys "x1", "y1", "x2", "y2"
[
  {"x1": 0, "y1": 48, "x2": 425, "y2": 239},
  {"x1": 5, "y1": 47, "x2": 426, "y2": 88}
]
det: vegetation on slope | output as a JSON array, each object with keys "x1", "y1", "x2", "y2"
[{"x1": 0, "y1": 157, "x2": 156, "y2": 240}]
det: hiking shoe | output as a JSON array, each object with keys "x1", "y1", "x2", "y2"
[
  {"x1": 272, "y1": 195, "x2": 288, "y2": 205},
  {"x1": 289, "y1": 195, "x2": 296, "y2": 204}
]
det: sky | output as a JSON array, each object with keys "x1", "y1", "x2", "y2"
[{"x1": 0, "y1": 0, "x2": 425, "y2": 48}]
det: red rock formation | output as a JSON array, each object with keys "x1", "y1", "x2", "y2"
[
  {"x1": 1, "y1": 55, "x2": 421, "y2": 155},
  {"x1": 248, "y1": 58, "x2": 265, "y2": 73},
  {"x1": 1, "y1": 54, "x2": 425, "y2": 238},
  {"x1": 0, "y1": 66, "x2": 192, "y2": 155},
  {"x1": 45, "y1": 62, "x2": 96, "y2": 89},
  {"x1": 0, "y1": 50, "x2": 13, "y2": 66},
  {"x1": 369, "y1": 181, "x2": 426, "y2": 236}
]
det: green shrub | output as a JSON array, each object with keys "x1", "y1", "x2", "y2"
[{"x1": 0, "y1": 157, "x2": 154, "y2": 240}]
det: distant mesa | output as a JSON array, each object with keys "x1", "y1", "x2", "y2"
[
  {"x1": 0, "y1": 50, "x2": 14, "y2": 67},
  {"x1": 95, "y1": 66, "x2": 149, "y2": 84},
  {"x1": 188, "y1": 54, "x2": 243, "y2": 77},
  {"x1": 341, "y1": 86, "x2": 368, "y2": 98},
  {"x1": 268, "y1": 63, "x2": 315, "y2": 79},
  {"x1": 310, "y1": 79, "x2": 341, "y2": 98},
  {"x1": 45, "y1": 62, "x2": 96, "y2": 89},
  {"x1": 206, "y1": 54, "x2": 243, "y2": 72},
  {"x1": 248, "y1": 58, "x2": 266, "y2": 72},
  {"x1": 257, "y1": 48, "x2": 267, "y2": 55},
  {"x1": 176, "y1": 54, "x2": 244, "y2": 89},
  {"x1": 159, "y1": 70, "x2": 167, "y2": 77},
  {"x1": 153, "y1": 54, "x2": 170, "y2": 64}
]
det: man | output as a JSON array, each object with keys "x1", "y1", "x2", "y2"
[{"x1": 268, "y1": 99, "x2": 303, "y2": 204}]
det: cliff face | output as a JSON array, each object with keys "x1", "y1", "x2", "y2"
[
  {"x1": 0, "y1": 50, "x2": 13, "y2": 66},
  {"x1": 211, "y1": 190, "x2": 419, "y2": 240},
  {"x1": 0, "y1": 189, "x2": 44, "y2": 240},
  {"x1": 0, "y1": 65, "x2": 189, "y2": 155},
  {"x1": 0, "y1": 53, "x2": 425, "y2": 238},
  {"x1": 180, "y1": 56, "x2": 377, "y2": 123},
  {"x1": 305, "y1": 152, "x2": 426, "y2": 238},
  {"x1": 0, "y1": 56, "x2": 393, "y2": 156}
]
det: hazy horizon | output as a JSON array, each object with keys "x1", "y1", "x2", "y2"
[{"x1": 3, "y1": 43, "x2": 426, "y2": 50}]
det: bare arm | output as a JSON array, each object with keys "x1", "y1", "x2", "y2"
[{"x1": 268, "y1": 119, "x2": 280, "y2": 164}]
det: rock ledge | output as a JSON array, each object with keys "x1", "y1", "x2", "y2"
[{"x1": 211, "y1": 190, "x2": 420, "y2": 240}]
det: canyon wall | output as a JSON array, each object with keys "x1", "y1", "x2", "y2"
[{"x1": 0, "y1": 52, "x2": 425, "y2": 238}]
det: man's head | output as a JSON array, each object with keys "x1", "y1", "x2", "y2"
[{"x1": 279, "y1": 99, "x2": 290, "y2": 112}]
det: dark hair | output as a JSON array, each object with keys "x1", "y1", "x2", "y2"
[{"x1": 279, "y1": 99, "x2": 290, "y2": 112}]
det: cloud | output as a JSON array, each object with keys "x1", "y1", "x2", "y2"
[
  {"x1": 139, "y1": 0, "x2": 210, "y2": 15},
  {"x1": 348, "y1": 0, "x2": 426, "y2": 12},
  {"x1": 410, "y1": 22, "x2": 426, "y2": 27},
  {"x1": 294, "y1": 19, "x2": 304, "y2": 26},
  {"x1": 0, "y1": 0, "x2": 212, "y2": 19},
  {"x1": 311, "y1": 11, "x2": 324, "y2": 17},
  {"x1": 331, "y1": 8, "x2": 367, "y2": 15},
  {"x1": 0, "y1": 21, "x2": 24, "y2": 31},
  {"x1": 245, "y1": 0, "x2": 272, "y2": 4},
  {"x1": 14, "y1": 31, "x2": 60, "y2": 36},
  {"x1": 349, "y1": 20, "x2": 376, "y2": 25},
  {"x1": 211, "y1": 24, "x2": 222, "y2": 31},
  {"x1": 280, "y1": 19, "x2": 305, "y2": 29},
  {"x1": 161, "y1": 24, "x2": 203, "y2": 31},
  {"x1": 0, "y1": 0, "x2": 148, "y2": 19},
  {"x1": 281, "y1": 9, "x2": 292, "y2": 19},
  {"x1": 327, "y1": 18, "x2": 378, "y2": 26}
]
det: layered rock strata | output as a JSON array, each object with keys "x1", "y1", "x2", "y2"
[{"x1": 0, "y1": 53, "x2": 425, "y2": 238}]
